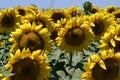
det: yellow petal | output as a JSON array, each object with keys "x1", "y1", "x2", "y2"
[
  {"x1": 0, "y1": 73, "x2": 2, "y2": 77},
  {"x1": 107, "y1": 49, "x2": 114, "y2": 58},
  {"x1": 98, "y1": 42, "x2": 107, "y2": 48},
  {"x1": 89, "y1": 54, "x2": 100, "y2": 62},
  {"x1": 114, "y1": 36, "x2": 120, "y2": 41},
  {"x1": 21, "y1": 48, "x2": 31, "y2": 59},
  {"x1": 90, "y1": 22, "x2": 95, "y2": 27},
  {"x1": 110, "y1": 39, "x2": 115, "y2": 47},
  {"x1": 98, "y1": 60, "x2": 106, "y2": 70},
  {"x1": 89, "y1": 63, "x2": 96, "y2": 69},
  {"x1": 100, "y1": 50, "x2": 107, "y2": 59},
  {"x1": 31, "y1": 50, "x2": 41, "y2": 59},
  {"x1": 34, "y1": 25, "x2": 42, "y2": 32},
  {"x1": 115, "y1": 52, "x2": 120, "y2": 61}
]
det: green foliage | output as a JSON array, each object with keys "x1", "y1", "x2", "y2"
[
  {"x1": 0, "y1": 67, "x2": 14, "y2": 77},
  {"x1": 83, "y1": 1, "x2": 93, "y2": 15},
  {"x1": 0, "y1": 33, "x2": 12, "y2": 77},
  {"x1": 48, "y1": 42, "x2": 99, "y2": 80}
]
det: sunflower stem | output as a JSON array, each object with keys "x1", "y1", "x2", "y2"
[
  {"x1": 3, "y1": 40, "x2": 6, "y2": 49},
  {"x1": 0, "y1": 60, "x2": 4, "y2": 66},
  {"x1": 69, "y1": 52, "x2": 73, "y2": 66},
  {"x1": 3, "y1": 33, "x2": 7, "y2": 49},
  {"x1": 69, "y1": 75, "x2": 72, "y2": 80}
]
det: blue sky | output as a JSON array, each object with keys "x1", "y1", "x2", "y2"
[{"x1": 0, "y1": 0, "x2": 120, "y2": 9}]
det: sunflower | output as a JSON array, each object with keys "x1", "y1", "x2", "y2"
[
  {"x1": 81, "y1": 70, "x2": 93, "y2": 80},
  {"x1": 99, "y1": 24, "x2": 120, "y2": 52},
  {"x1": 99, "y1": 28, "x2": 115, "y2": 50},
  {"x1": 104, "y1": 5, "x2": 119, "y2": 14},
  {"x1": 25, "y1": 5, "x2": 41, "y2": 14},
  {"x1": 89, "y1": 12, "x2": 115, "y2": 40},
  {"x1": 55, "y1": 16, "x2": 94, "y2": 52},
  {"x1": 0, "y1": 8, "x2": 21, "y2": 34},
  {"x1": 9, "y1": 23, "x2": 52, "y2": 53},
  {"x1": 22, "y1": 11, "x2": 53, "y2": 32},
  {"x1": 50, "y1": 18, "x2": 68, "y2": 42},
  {"x1": 45, "y1": 8, "x2": 71, "y2": 42},
  {"x1": 2, "y1": 48, "x2": 51, "y2": 80},
  {"x1": 112, "y1": 10, "x2": 120, "y2": 24},
  {"x1": 81, "y1": 49, "x2": 120, "y2": 80},
  {"x1": 113, "y1": 10, "x2": 120, "y2": 19},
  {"x1": 81, "y1": 54, "x2": 103, "y2": 80},
  {"x1": 47, "y1": 8, "x2": 71, "y2": 23},
  {"x1": 15, "y1": 6, "x2": 26, "y2": 16},
  {"x1": 91, "y1": 6, "x2": 102, "y2": 14},
  {"x1": 93, "y1": 49, "x2": 120, "y2": 80},
  {"x1": 68, "y1": 6, "x2": 81, "y2": 17}
]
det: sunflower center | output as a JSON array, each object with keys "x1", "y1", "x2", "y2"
[
  {"x1": 23, "y1": 67, "x2": 31, "y2": 75},
  {"x1": 92, "y1": 58, "x2": 119, "y2": 80},
  {"x1": 19, "y1": 32, "x2": 44, "y2": 51},
  {"x1": 92, "y1": 20, "x2": 104, "y2": 35},
  {"x1": 51, "y1": 12, "x2": 65, "y2": 23},
  {"x1": 50, "y1": 30, "x2": 58, "y2": 40},
  {"x1": 71, "y1": 11, "x2": 77, "y2": 17},
  {"x1": 113, "y1": 40, "x2": 120, "y2": 52},
  {"x1": 1, "y1": 14, "x2": 15, "y2": 28},
  {"x1": 65, "y1": 27, "x2": 85, "y2": 46},
  {"x1": 108, "y1": 8, "x2": 115, "y2": 13},
  {"x1": 11, "y1": 58, "x2": 40, "y2": 80},
  {"x1": 92, "y1": 8, "x2": 98, "y2": 14},
  {"x1": 18, "y1": 9, "x2": 26, "y2": 16},
  {"x1": 115, "y1": 13, "x2": 120, "y2": 19}
]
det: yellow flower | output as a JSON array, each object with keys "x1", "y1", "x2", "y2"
[
  {"x1": 104, "y1": 5, "x2": 119, "y2": 13},
  {"x1": 22, "y1": 11, "x2": 53, "y2": 32},
  {"x1": 9, "y1": 23, "x2": 52, "y2": 53},
  {"x1": 81, "y1": 54, "x2": 105, "y2": 80},
  {"x1": 94, "y1": 49, "x2": 120, "y2": 80},
  {"x1": 89, "y1": 12, "x2": 115, "y2": 40},
  {"x1": 0, "y1": 8, "x2": 21, "y2": 34},
  {"x1": 87, "y1": 54, "x2": 105, "y2": 70},
  {"x1": 112, "y1": 9, "x2": 120, "y2": 24},
  {"x1": 81, "y1": 70, "x2": 93, "y2": 80},
  {"x1": 56, "y1": 16, "x2": 94, "y2": 52},
  {"x1": 99, "y1": 24, "x2": 120, "y2": 52},
  {"x1": 68, "y1": 6, "x2": 81, "y2": 17},
  {"x1": 44, "y1": 8, "x2": 71, "y2": 42},
  {"x1": 91, "y1": 6, "x2": 102, "y2": 14},
  {"x1": 47, "y1": 8, "x2": 71, "y2": 23},
  {"x1": 99, "y1": 27, "x2": 115, "y2": 50},
  {"x1": 25, "y1": 5, "x2": 41, "y2": 14},
  {"x1": 15, "y1": 6, "x2": 26, "y2": 16},
  {"x1": 81, "y1": 49, "x2": 120, "y2": 80},
  {"x1": 112, "y1": 9, "x2": 120, "y2": 19},
  {"x1": 50, "y1": 18, "x2": 67, "y2": 42},
  {"x1": 2, "y1": 49, "x2": 51, "y2": 80}
]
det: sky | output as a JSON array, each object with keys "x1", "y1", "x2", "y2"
[{"x1": 0, "y1": 0, "x2": 120, "y2": 9}]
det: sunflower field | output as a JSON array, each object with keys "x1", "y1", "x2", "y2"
[{"x1": 0, "y1": 1, "x2": 120, "y2": 80}]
